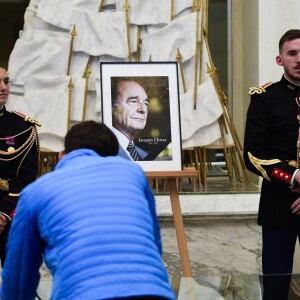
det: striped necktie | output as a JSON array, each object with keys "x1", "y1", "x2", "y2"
[{"x1": 127, "y1": 141, "x2": 141, "y2": 161}]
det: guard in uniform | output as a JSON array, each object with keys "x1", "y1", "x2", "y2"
[
  {"x1": 244, "y1": 76, "x2": 300, "y2": 299},
  {"x1": 243, "y1": 29, "x2": 300, "y2": 300},
  {"x1": 0, "y1": 65, "x2": 40, "y2": 267}
]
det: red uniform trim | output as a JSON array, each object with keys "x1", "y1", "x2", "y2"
[
  {"x1": 261, "y1": 82, "x2": 273, "y2": 89},
  {"x1": 271, "y1": 168, "x2": 291, "y2": 184}
]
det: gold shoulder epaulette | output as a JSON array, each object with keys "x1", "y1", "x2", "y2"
[
  {"x1": 12, "y1": 110, "x2": 41, "y2": 127},
  {"x1": 248, "y1": 82, "x2": 273, "y2": 95}
]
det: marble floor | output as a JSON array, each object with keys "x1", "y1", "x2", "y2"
[
  {"x1": 161, "y1": 218, "x2": 262, "y2": 278},
  {"x1": 161, "y1": 218, "x2": 263, "y2": 299},
  {"x1": 150, "y1": 172, "x2": 262, "y2": 278}
]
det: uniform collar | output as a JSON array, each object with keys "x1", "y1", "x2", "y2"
[
  {"x1": 0, "y1": 106, "x2": 6, "y2": 117},
  {"x1": 282, "y1": 75, "x2": 300, "y2": 92}
]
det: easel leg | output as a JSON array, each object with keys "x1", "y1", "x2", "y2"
[{"x1": 168, "y1": 178, "x2": 193, "y2": 277}]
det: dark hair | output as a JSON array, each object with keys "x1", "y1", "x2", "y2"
[
  {"x1": 110, "y1": 77, "x2": 149, "y2": 107},
  {"x1": 0, "y1": 63, "x2": 7, "y2": 70},
  {"x1": 279, "y1": 29, "x2": 300, "y2": 53},
  {"x1": 64, "y1": 121, "x2": 119, "y2": 156}
]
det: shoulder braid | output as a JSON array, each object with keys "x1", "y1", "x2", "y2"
[
  {"x1": 248, "y1": 82, "x2": 273, "y2": 95},
  {"x1": 12, "y1": 110, "x2": 41, "y2": 127}
]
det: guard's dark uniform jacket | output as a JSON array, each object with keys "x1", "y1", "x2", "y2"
[
  {"x1": 244, "y1": 75, "x2": 300, "y2": 229},
  {"x1": 0, "y1": 106, "x2": 40, "y2": 220}
]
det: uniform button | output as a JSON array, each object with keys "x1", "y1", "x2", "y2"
[
  {"x1": 275, "y1": 170, "x2": 278, "y2": 174},
  {"x1": 280, "y1": 173, "x2": 283, "y2": 177},
  {"x1": 285, "y1": 175, "x2": 289, "y2": 179}
]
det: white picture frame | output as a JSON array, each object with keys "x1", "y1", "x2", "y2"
[{"x1": 100, "y1": 62, "x2": 182, "y2": 171}]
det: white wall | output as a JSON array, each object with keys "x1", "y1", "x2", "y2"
[{"x1": 258, "y1": 0, "x2": 300, "y2": 84}]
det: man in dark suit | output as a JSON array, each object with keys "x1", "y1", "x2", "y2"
[
  {"x1": 0, "y1": 63, "x2": 40, "y2": 267},
  {"x1": 111, "y1": 78, "x2": 149, "y2": 161},
  {"x1": 243, "y1": 29, "x2": 300, "y2": 300}
]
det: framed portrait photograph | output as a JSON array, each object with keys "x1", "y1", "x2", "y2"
[{"x1": 100, "y1": 62, "x2": 182, "y2": 172}]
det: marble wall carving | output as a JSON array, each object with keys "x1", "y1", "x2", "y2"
[{"x1": 6, "y1": 0, "x2": 232, "y2": 152}]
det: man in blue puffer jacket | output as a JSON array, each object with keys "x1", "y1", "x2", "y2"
[{"x1": 1, "y1": 121, "x2": 176, "y2": 300}]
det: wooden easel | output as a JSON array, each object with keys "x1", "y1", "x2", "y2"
[{"x1": 146, "y1": 169, "x2": 198, "y2": 277}]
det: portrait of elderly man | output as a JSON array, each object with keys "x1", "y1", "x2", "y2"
[{"x1": 111, "y1": 77, "x2": 150, "y2": 161}]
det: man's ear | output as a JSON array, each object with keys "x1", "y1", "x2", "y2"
[
  {"x1": 276, "y1": 55, "x2": 283, "y2": 66},
  {"x1": 58, "y1": 150, "x2": 65, "y2": 161}
]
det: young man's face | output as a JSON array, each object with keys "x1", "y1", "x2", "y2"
[
  {"x1": 276, "y1": 38, "x2": 300, "y2": 84},
  {"x1": 113, "y1": 80, "x2": 149, "y2": 140},
  {"x1": 0, "y1": 68, "x2": 10, "y2": 107}
]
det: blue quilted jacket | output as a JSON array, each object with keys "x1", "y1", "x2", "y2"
[{"x1": 1, "y1": 149, "x2": 175, "y2": 300}]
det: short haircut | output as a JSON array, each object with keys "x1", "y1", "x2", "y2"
[
  {"x1": 279, "y1": 29, "x2": 300, "y2": 53},
  {"x1": 110, "y1": 77, "x2": 149, "y2": 107},
  {"x1": 64, "y1": 121, "x2": 119, "y2": 156}
]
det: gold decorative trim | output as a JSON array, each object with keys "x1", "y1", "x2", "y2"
[
  {"x1": 247, "y1": 152, "x2": 281, "y2": 181},
  {"x1": 0, "y1": 127, "x2": 37, "y2": 160},
  {"x1": 0, "y1": 126, "x2": 31, "y2": 140},
  {"x1": 248, "y1": 82, "x2": 273, "y2": 95},
  {"x1": 248, "y1": 86, "x2": 266, "y2": 95},
  {"x1": 0, "y1": 178, "x2": 9, "y2": 191},
  {"x1": 12, "y1": 110, "x2": 41, "y2": 127},
  {"x1": 289, "y1": 160, "x2": 298, "y2": 168},
  {"x1": 8, "y1": 193, "x2": 19, "y2": 197}
]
